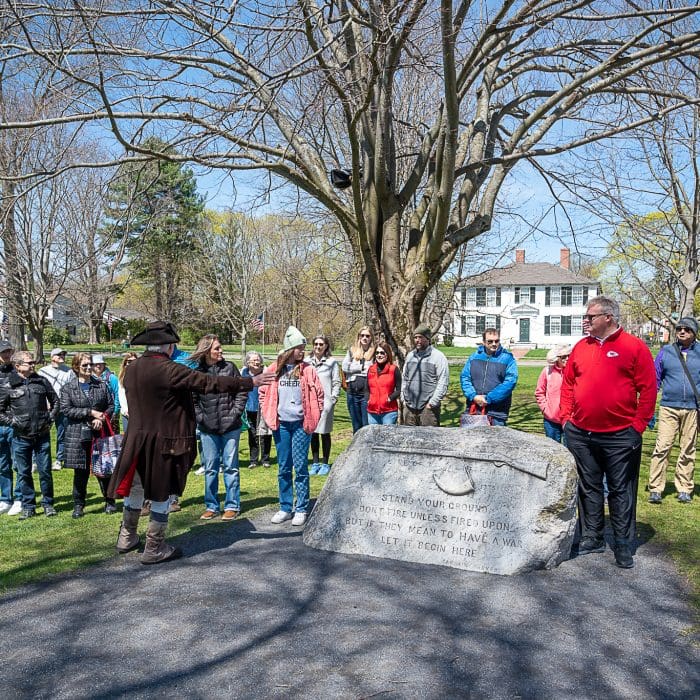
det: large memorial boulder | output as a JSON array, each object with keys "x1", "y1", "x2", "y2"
[{"x1": 303, "y1": 425, "x2": 577, "y2": 575}]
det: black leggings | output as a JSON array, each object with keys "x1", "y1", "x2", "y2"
[
  {"x1": 72, "y1": 469, "x2": 115, "y2": 508},
  {"x1": 310, "y1": 433, "x2": 331, "y2": 464}
]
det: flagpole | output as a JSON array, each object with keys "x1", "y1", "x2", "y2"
[{"x1": 262, "y1": 309, "x2": 266, "y2": 362}]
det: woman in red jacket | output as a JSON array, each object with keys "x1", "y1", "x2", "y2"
[{"x1": 367, "y1": 342, "x2": 401, "y2": 425}]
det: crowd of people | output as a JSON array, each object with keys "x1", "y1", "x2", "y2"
[{"x1": 0, "y1": 295, "x2": 695, "y2": 569}]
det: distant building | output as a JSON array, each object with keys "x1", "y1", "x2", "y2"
[{"x1": 452, "y1": 249, "x2": 600, "y2": 349}]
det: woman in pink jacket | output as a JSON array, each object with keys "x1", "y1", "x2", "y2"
[
  {"x1": 535, "y1": 344, "x2": 571, "y2": 443},
  {"x1": 259, "y1": 326, "x2": 324, "y2": 526}
]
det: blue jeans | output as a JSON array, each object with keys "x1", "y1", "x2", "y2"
[
  {"x1": 368, "y1": 411, "x2": 398, "y2": 425},
  {"x1": 12, "y1": 433, "x2": 53, "y2": 509},
  {"x1": 0, "y1": 425, "x2": 14, "y2": 504},
  {"x1": 201, "y1": 429, "x2": 242, "y2": 512},
  {"x1": 272, "y1": 420, "x2": 311, "y2": 513},
  {"x1": 55, "y1": 413, "x2": 68, "y2": 464},
  {"x1": 543, "y1": 418, "x2": 563, "y2": 443},
  {"x1": 491, "y1": 416, "x2": 507, "y2": 427},
  {"x1": 346, "y1": 392, "x2": 368, "y2": 433}
]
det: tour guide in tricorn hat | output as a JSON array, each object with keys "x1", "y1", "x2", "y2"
[{"x1": 108, "y1": 321, "x2": 272, "y2": 564}]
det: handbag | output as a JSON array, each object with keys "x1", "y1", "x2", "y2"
[
  {"x1": 460, "y1": 403, "x2": 492, "y2": 428},
  {"x1": 91, "y1": 420, "x2": 123, "y2": 478},
  {"x1": 79, "y1": 423, "x2": 94, "y2": 444}
]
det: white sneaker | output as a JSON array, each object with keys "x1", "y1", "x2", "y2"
[
  {"x1": 52, "y1": 460, "x2": 62, "y2": 471},
  {"x1": 270, "y1": 510, "x2": 293, "y2": 524},
  {"x1": 0, "y1": 502, "x2": 11, "y2": 515},
  {"x1": 291, "y1": 512, "x2": 307, "y2": 526},
  {"x1": 194, "y1": 466, "x2": 205, "y2": 475},
  {"x1": 32, "y1": 463, "x2": 37, "y2": 473},
  {"x1": 8, "y1": 501, "x2": 23, "y2": 516}
]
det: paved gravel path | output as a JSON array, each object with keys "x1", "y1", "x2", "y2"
[{"x1": 1, "y1": 509, "x2": 697, "y2": 699}]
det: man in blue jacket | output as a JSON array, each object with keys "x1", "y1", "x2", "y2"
[
  {"x1": 648, "y1": 317, "x2": 700, "y2": 504},
  {"x1": 460, "y1": 328, "x2": 518, "y2": 426}
]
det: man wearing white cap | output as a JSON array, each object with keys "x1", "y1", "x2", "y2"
[{"x1": 39, "y1": 348, "x2": 72, "y2": 470}]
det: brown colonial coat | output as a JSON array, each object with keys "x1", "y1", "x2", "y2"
[{"x1": 107, "y1": 351, "x2": 253, "y2": 502}]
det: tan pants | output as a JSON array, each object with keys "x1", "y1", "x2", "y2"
[
  {"x1": 402, "y1": 404, "x2": 440, "y2": 427},
  {"x1": 648, "y1": 406, "x2": 697, "y2": 495}
]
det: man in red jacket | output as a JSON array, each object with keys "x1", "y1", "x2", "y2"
[{"x1": 560, "y1": 296, "x2": 656, "y2": 569}]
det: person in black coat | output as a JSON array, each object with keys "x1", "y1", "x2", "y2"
[
  {"x1": 60, "y1": 352, "x2": 114, "y2": 518},
  {"x1": 191, "y1": 334, "x2": 248, "y2": 521},
  {"x1": 0, "y1": 351, "x2": 58, "y2": 518}
]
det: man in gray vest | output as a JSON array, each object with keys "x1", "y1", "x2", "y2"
[{"x1": 401, "y1": 324, "x2": 449, "y2": 426}]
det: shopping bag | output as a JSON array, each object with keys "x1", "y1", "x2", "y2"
[
  {"x1": 459, "y1": 404, "x2": 492, "y2": 429},
  {"x1": 91, "y1": 420, "x2": 123, "y2": 477}
]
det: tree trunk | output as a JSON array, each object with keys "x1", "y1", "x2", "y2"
[{"x1": 0, "y1": 182, "x2": 27, "y2": 351}]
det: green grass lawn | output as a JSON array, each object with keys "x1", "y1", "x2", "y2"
[{"x1": 1, "y1": 365, "x2": 697, "y2": 612}]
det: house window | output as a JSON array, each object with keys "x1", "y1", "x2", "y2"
[
  {"x1": 573, "y1": 286, "x2": 583, "y2": 305},
  {"x1": 466, "y1": 316, "x2": 476, "y2": 336},
  {"x1": 476, "y1": 316, "x2": 486, "y2": 335},
  {"x1": 561, "y1": 286, "x2": 572, "y2": 306},
  {"x1": 550, "y1": 316, "x2": 561, "y2": 335},
  {"x1": 515, "y1": 286, "x2": 534, "y2": 303},
  {"x1": 485, "y1": 287, "x2": 501, "y2": 306},
  {"x1": 550, "y1": 286, "x2": 561, "y2": 306},
  {"x1": 485, "y1": 315, "x2": 501, "y2": 331},
  {"x1": 466, "y1": 287, "x2": 476, "y2": 305},
  {"x1": 572, "y1": 316, "x2": 583, "y2": 336},
  {"x1": 476, "y1": 288, "x2": 486, "y2": 306},
  {"x1": 561, "y1": 316, "x2": 572, "y2": 335}
]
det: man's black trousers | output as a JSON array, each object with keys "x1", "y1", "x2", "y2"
[{"x1": 564, "y1": 423, "x2": 642, "y2": 545}]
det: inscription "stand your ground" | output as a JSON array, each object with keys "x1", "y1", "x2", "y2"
[{"x1": 303, "y1": 426, "x2": 577, "y2": 576}]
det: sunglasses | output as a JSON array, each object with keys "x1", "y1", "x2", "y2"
[
  {"x1": 485, "y1": 340, "x2": 500, "y2": 345},
  {"x1": 676, "y1": 326, "x2": 693, "y2": 333},
  {"x1": 583, "y1": 313, "x2": 607, "y2": 321},
  {"x1": 80, "y1": 363, "x2": 93, "y2": 368}
]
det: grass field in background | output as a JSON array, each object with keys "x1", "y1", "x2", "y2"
[{"x1": 0, "y1": 365, "x2": 697, "y2": 614}]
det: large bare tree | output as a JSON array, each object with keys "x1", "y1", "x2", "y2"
[{"x1": 1, "y1": 1, "x2": 699, "y2": 357}]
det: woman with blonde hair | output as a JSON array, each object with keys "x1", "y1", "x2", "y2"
[
  {"x1": 259, "y1": 326, "x2": 324, "y2": 526},
  {"x1": 342, "y1": 326, "x2": 375, "y2": 433}
]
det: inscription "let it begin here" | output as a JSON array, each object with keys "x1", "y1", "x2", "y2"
[{"x1": 345, "y1": 493, "x2": 523, "y2": 557}]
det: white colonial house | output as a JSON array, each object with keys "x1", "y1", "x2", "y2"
[{"x1": 451, "y1": 249, "x2": 600, "y2": 349}]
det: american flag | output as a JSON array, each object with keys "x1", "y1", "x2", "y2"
[{"x1": 250, "y1": 313, "x2": 265, "y2": 332}]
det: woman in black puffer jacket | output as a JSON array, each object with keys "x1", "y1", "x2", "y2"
[
  {"x1": 191, "y1": 335, "x2": 248, "y2": 522},
  {"x1": 60, "y1": 352, "x2": 114, "y2": 518}
]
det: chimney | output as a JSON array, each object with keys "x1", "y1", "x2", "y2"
[
  {"x1": 560, "y1": 248, "x2": 570, "y2": 270},
  {"x1": 515, "y1": 249, "x2": 525, "y2": 264}
]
